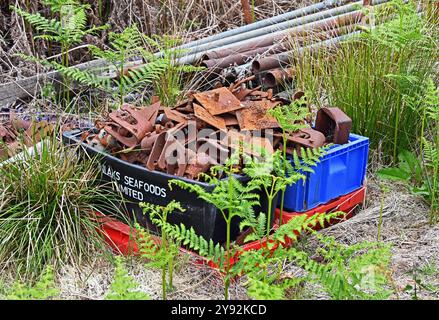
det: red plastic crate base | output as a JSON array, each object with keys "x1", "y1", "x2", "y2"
[
  {"x1": 96, "y1": 185, "x2": 366, "y2": 270},
  {"x1": 276, "y1": 185, "x2": 366, "y2": 228},
  {"x1": 97, "y1": 213, "x2": 276, "y2": 268}
]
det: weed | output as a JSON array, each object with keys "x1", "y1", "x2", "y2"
[
  {"x1": 137, "y1": 200, "x2": 185, "y2": 300},
  {"x1": 235, "y1": 213, "x2": 393, "y2": 300},
  {"x1": 377, "y1": 79, "x2": 439, "y2": 223},
  {"x1": 294, "y1": 0, "x2": 438, "y2": 163},
  {"x1": 2, "y1": 266, "x2": 59, "y2": 300},
  {"x1": 105, "y1": 256, "x2": 150, "y2": 300},
  {"x1": 142, "y1": 35, "x2": 204, "y2": 107},
  {"x1": 12, "y1": 0, "x2": 106, "y2": 104},
  {"x1": 169, "y1": 151, "x2": 261, "y2": 300},
  {"x1": 267, "y1": 96, "x2": 316, "y2": 225}
]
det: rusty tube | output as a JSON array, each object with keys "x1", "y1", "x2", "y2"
[
  {"x1": 263, "y1": 68, "x2": 296, "y2": 88},
  {"x1": 200, "y1": 43, "x2": 287, "y2": 73}
]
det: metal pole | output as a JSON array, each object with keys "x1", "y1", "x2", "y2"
[
  {"x1": 172, "y1": 0, "x2": 349, "y2": 52},
  {"x1": 178, "y1": 1, "x2": 364, "y2": 60}
]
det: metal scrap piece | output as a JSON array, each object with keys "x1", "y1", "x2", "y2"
[
  {"x1": 288, "y1": 128, "x2": 326, "y2": 151},
  {"x1": 157, "y1": 134, "x2": 187, "y2": 174},
  {"x1": 108, "y1": 104, "x2": 154, "y2": 141},
  {"x1": 140, "y1": 131, "x2": 159, "y2": 155},
  {"x1": 185, "y1": 152, "x2": 214, "y2": 180},
  {"x1": 104, "y1": 124, "x2": 138, "y2": 148},
  {"x1": 194, "y1": 87, "x2": 243, "y2": 115},
  {"x1": 164, "y1": 108, "x2": 189, "y2": 124},
  {"x1": 235, "y1": 100, "x2": 280, "y2": 131},
  {"x1": 193, "y1": 103, "x2": 226, "y2": 131},
  {"x1": 315, "y1": 107, "x2": 352, "y2": 144},
  {"x1": 146, "y1": 131, "x2": 167, "y2": 171},
  {"x1": 221, "y1": 113, "x2": 239, "y2": 126}
]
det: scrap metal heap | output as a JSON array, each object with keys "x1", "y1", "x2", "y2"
[
  {"x1": 83, "y1": 77, "x2": 352, "y2": 181},
  {"x1": 0, "y1": 119, "x2": 54, "y2": 159}
]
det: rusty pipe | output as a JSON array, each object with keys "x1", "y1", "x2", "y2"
[
  {"x1": 200, "y1": 43, "x2": 288, "y2": 74},
  {"x1": 263, "y1": 68, "x2": 296, "y2": 88}
]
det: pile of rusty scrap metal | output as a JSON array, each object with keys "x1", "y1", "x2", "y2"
[
  {"x1": 0, "y1": 119, "x2": 54, "y2": 159},
  {"x1": 83, "y1": 77, "x2": 352, "y2": 180},
  {"x1": 0, "y1": 116, "x2": 81, "y2": 160}
]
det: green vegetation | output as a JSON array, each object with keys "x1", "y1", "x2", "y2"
[
  {"x1": 137, "y1": 200, "x2": 185, "y2": 300},
  {"x1": 378, "y1": 79, "x2": 439, "y2": 223},
  {"x1": 12, "y1": 0, "x2": 106, "y2": 104},
  {"x1": 0, "y1": 138, "x2": 124, "y2": 279},
  {"x1": 0, "y1": 266, "x2": 59, "y2": 300},
  {"x1": 268, "y1": 96, "x2": 312, "y2": 224},
  {"x1": 294, "y1": 0, "x2": 438, "y2": 163},
  {"x1": 105, "y1": 256, "x2": 150, "y2": 300},
  {"x1": 235, "y1": 214, "x2": 393, "y2": 300},
  {"x1": 142, "y1": 35, "x2": 204, "y2": 107}
]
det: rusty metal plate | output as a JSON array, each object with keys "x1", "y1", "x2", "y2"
[
  {"x1": 235, "y1": 100, "x2": 280, "y2": 131},
  {"x1": 193, "y1": 103, "x2": 226, "y2": 131},
  {"x1": 164, "y1": 108, "x2": 189, "y2": 124},
  {"x1": 194, "y1": 87, "x2": 243, "y2": 115},
  {"x1": 220, "y1": 113, "x2": 239, "y2": 126}
]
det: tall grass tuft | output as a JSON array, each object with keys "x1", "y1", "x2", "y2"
[
  {"x1": 293, "y1": 0, "x2": 438, "y2": 163},
  {"x1": 0, "y1": 138, "x2": 125, "y2": 279}
]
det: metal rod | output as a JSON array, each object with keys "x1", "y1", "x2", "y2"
[
  {"x1": 201, "y1": 10, "x2": 363, "y2": 63},
  {"x1": 172, "y1": 0, "x2": 350, "y2": 52},
  {"x1": 176, "y1": 0, "x2": 390, "y2": 65},
  {"x1": 177, "y1": 1, "x2": 364, "y2": 61}
]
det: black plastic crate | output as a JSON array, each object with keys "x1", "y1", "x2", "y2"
[{"x1": 62, "y1": 129, "x2": 274, "y2": 244}]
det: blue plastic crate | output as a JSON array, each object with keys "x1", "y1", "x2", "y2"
[{"x1": 281, "y1": 133, "x2": 369, "y2": 212}]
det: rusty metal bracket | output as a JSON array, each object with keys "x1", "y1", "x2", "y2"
[
  {"x1": 108, "y1": 104, "x2": 154, "y2": 141},
  {"x1": 287, "y1": 128, "x2": 326, "y2": 153},
  {"x1": 315, "y1": 107, "x2": 352, "y2": 144}
]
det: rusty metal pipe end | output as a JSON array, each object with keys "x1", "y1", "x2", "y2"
[
  {"x1": 264, "y1": 73, "x2": 277, "y2": 88},
  {"x1": 252, "y1": 60, "x2": 262, "y2": 73}
]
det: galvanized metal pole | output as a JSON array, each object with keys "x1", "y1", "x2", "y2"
[
  {"x1": 178, "y1": 1, "x2": 363, "y2": 59},
  {"x1": 175, "y1": 0, "x2": 389, "y2": 65},
  {"x1": 173, "y1": 0, "x2": 348, "y2": 52}
]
